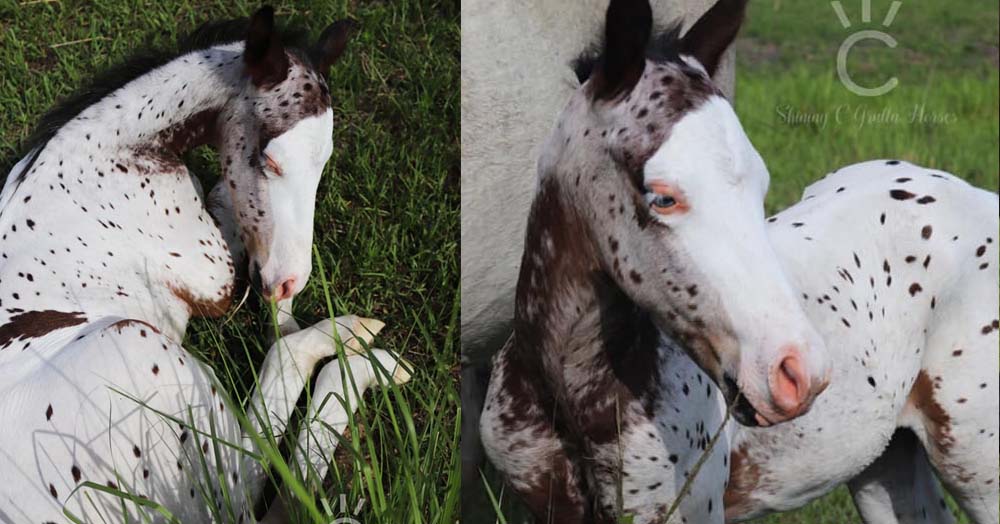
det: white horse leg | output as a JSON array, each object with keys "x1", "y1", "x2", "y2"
[
  {"x1": 241, "y1": 315, "x2": 385, "y2": 503},
  {"x1": 291, "y1": 349, "x2": 412, "y2": 483},
  {"x1": 848, "y1": 429, "x2": 956, "y2": 524}
]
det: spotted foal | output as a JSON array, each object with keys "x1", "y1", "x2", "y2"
[
  {"x1": 0, "y1": 8, "x2": 409, "y2": 523},
  {"x1": 481, "y1": 0, "x2": 832, "y2": 522}
]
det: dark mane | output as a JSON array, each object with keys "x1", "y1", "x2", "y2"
[
  {"x1": 571, "y1": 25, "x2": 683, "y2": 85},
  {"x1": 8, "y1": 15, "x2": 312, "y2": 185}
]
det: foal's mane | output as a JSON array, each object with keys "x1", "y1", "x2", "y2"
[
  {"x1": 7, "y1": 15, "x2": 313, "y2": 186},
  {"x1": 571, "y1": 25, "x2": 684, "y2": 85}
]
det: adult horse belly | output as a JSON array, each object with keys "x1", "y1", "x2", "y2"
[{"x1": 460, "y1": 0, "x2": 735, "y2": 361}]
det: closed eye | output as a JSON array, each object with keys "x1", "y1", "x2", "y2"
[{"x1": 263, "y1": 154, "x2": 282, "y2": 177}]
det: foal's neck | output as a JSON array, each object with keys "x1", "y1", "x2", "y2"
[
  {"x1": 0, "y1": 45, "x2": 250, "y2": 342},
  {"x1": 52, "y1": 43, "x2": 246, "y2": 156},
  {"x1": 513, "y1": 178, "x2": 661, "y2": 408}
]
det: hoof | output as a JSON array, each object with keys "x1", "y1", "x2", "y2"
[
  {"x1": 334, "y1": 315, "x2": 385, "y2": 354},
  {"x1": 391, "y1": 357, "x2": 414, "y2": 385}
]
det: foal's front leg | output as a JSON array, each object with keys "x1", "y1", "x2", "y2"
[
  {"x1": 241, "y1": 315, "x2": 384, "y2": 503},
  {"x1": 293, "y1": 348, "x2": 413, "y2": 483}
]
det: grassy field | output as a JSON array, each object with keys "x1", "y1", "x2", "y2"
[
  {"x1": 737, "y1": 1, "x2": 998, "y2": 523},
  {"x1": 0, "y1": 0, "x2": 458, "y2": 522}
]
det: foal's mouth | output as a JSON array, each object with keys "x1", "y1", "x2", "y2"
[{"x1": 723, "y1": 374, "x2": 763, "y2": 427}]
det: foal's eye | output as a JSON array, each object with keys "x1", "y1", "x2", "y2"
[
  {"x1": 645, "y1": 183, "x2": 686, "y2": 215},
  {"x1": 650, "y1": 194, "x2": 676, "y2": 209},
  {"x1": 262, "y1": 154, "x2": 282, "y2": 177}
]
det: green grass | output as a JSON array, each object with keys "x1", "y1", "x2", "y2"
[
  {"x1": 0, "y1": 0, "x2": 458, "y2": 522},
  {"x1": 736, "y1": 0, "x2": 999, "y2": 215}
]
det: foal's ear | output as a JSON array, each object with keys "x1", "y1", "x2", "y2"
[
  {"x1": 680, "y1": 0, "x2": 747, "y2": 77},
  {"x1": 310, "y1": 19, "x2": 357, "y2": 77},
  {"x1": 244, "y1": 6, "x2": 290, "y2": 87},
  {"x1": 591, "y1": 0, "x2": 652, "y2": 100}
]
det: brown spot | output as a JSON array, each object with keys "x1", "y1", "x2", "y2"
[
  {"x1": 71, "y1": 465, "x2": 81, "y2": 483},
  {"x1": 909, "y1": 283, "x2": 923, "y2": 296},
  {"x1": 0, "y1": 310, "x2": 87, "y2": 350},
  {"x1": 725, "y1": 444, "x2": 763, "y2": 518},
  {"x1": 109, "y1": 318, "x2": 161, "y2": 335},
  {"x1": 921, "y1": 225, "x2": 933, "y2": 239},
  {"x1": 169, "y1": 283, "x2": 233, "y2": 319},
  {"x1": 916, "y1": 195, "x2": 936, "y2": 204},
  {"x1": 908, "y1": 371, "x2": 953, "y2": 457},
  {"x1": 45, "y1": 404, "x2": 53, "y2": 421},
  {"x1": 890, "y1": 189, "x2": 916, "y2": 200}
]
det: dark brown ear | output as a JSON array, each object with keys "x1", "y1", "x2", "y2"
[
  {"x1": 310, "y1": 19, "x2": 357, "y2": 77},
  {"x1": 592, "y1": 0, "x2": 652, "y2": 100},
  {"x1": 244, "y1": 6, "x2": 289, "y2": 87},
  {"x1": 680, "y1": 0, "x2": 747, "y2": 77}
]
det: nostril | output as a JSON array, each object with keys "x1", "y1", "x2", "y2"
[
  {"x1": 772, "y1": 352, "x2": 810, "y2": 414},
  {"x1": 272, "y1": 277, "x2": 297, "y2": 302}
]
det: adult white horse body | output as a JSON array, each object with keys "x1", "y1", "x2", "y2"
[{"x1": 0, "y1": 8, "x2": 409, "y2": 523}]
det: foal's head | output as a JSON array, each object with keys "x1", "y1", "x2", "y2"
[
  {"x1": 539, "y1": 0, "x2": 830, "y2": 425},
  {"x1": 217, "y1": 7, "x2": 353, "y2": 302}
]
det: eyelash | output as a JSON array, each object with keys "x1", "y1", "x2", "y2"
[{"x1": 263, "y1": 154, "x2": 282, "y2": 177}]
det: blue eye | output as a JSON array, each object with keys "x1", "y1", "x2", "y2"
[{"x1": 651, "y1": 194, "x2": 676, "y2": 208}]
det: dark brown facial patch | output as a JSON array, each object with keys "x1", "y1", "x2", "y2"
[
  {"x1": 596, "y1": 60, "x2": 719, "y2": 177},
  {"x1": 0, "y1": 310, "x2": 87, "y2": 350},
  {"x1": 255, "y1": 53, "x2": 332, "y2": 146}
]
